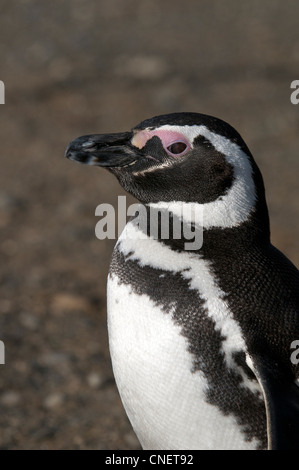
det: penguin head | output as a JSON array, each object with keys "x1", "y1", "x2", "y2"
[{"x1": 65, "y1": 112, "x2": 269, "y2": 236}]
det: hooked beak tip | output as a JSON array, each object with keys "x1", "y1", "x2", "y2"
[{"x1": 65, "y1": 132, "x2": 138, "y2": 168}]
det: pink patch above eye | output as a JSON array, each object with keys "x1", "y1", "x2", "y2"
[{"x1": 132, "y1": 129, "x2": 191, "y2": 156}]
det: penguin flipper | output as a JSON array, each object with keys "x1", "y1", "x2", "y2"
[{"x1": 255, "y1": 364, "x2": 299, "y2": 450}]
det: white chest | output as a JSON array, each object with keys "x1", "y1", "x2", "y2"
[{"x1": 107, "y1": 274, "x2": 260, "y2": 450}]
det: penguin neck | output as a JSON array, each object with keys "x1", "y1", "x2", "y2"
[
  {"x1": 140, "y1": 200, "x2": 270, "y2": 258},
  {"x1": 201, "y1": 216, "x2": 270, "y2": 259},
  {"x1": 143, "y1": 159, "x2": 271, "y2": 257}
]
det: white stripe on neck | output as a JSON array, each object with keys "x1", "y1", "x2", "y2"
[{"x1": 148, "y1": 125, "x2": 256, "y2": 229}]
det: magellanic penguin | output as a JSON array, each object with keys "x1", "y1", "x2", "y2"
[{"x1": 65, "y1": 112, "x2": 299, "y2": 450}]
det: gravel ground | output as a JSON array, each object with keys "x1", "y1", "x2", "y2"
[{"x1": 0, "y1": 0, "x2": 298, "y2": 450}]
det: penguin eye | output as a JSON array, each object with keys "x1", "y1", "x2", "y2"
[{"x1": 166, "y1": 142, "x2": 188, "y2": 155}]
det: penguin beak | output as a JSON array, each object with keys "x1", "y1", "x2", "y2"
[{"x1": 65, "y1": 132, "x2": 140, "y2": 168}]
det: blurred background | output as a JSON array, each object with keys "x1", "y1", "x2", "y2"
[{"x1": 0, "y1": 0, "x2": 298, "y2": 450}]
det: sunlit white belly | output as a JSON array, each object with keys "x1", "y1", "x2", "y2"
[{"x1": 107, "y1": 274, "x2": 259, "y2": 450}]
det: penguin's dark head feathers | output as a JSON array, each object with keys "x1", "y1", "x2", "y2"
[{"x1": 65, "y1": 112, "x2": 269, "y2": 235}]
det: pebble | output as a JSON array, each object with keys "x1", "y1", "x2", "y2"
[
  {"x1": 1, "y1": 391, "x2": 21, "y2": 406},
  {"x1": 114, "y1": 54, "x2": 168, "y2": 80},
  {"x1": 87, "y1": 372, "x2": 104, "y2": 389},
  {"x1": 51, "y1": 293, "x2": 89, "y2": 314},
  {"x1": 43, "y1": 393, "x2": 64, "y2": 409},
  {"x1": 19, "y1": 312, "x2": 39, "y2": 330},
  {"x1": 39, "y1": 351, "x2": 71, "y2": 366}
]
